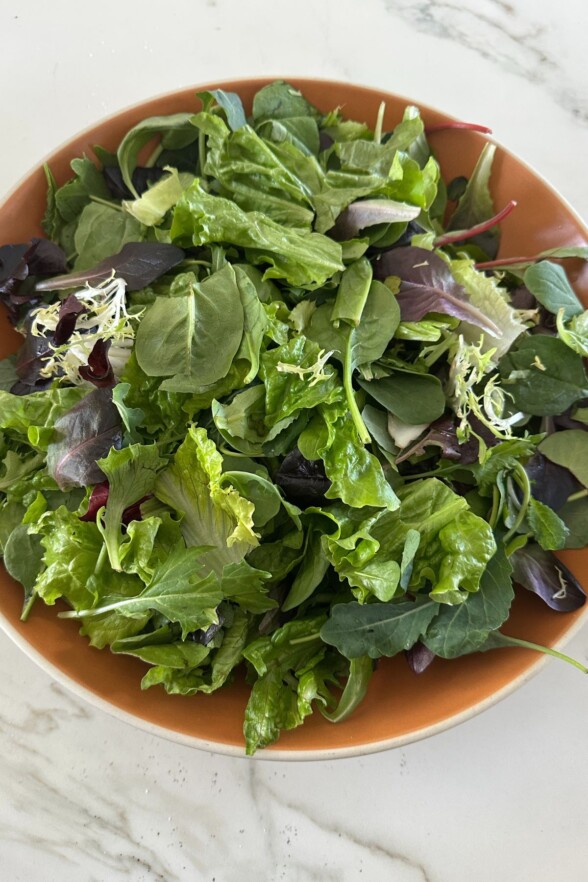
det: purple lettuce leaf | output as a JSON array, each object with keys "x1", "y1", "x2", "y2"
[
  {"x1": 372, "y1": 246, "x2": 500, "y2": 335},
  {"x1": 512, "y1": 543, "x2": 586, "y2": 612},
  {"x1": 405, "y1": 641, "x2": 436, "y2": 674}
]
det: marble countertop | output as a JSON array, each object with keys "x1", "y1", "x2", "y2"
[{"x1": 1, "y1": 1, "x2": 587, "y2": 879}]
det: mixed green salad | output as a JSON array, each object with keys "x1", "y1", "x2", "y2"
[{"x1": 1, "y1": 81, "x2": 587, "y2": 753}]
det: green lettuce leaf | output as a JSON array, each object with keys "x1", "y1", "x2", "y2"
[
  {"x1": 170, "y1": 179, "x2": 343, "y2": 288},
  {"x1": 154, "y1": 426, "x2": 258, "y2": 575}
]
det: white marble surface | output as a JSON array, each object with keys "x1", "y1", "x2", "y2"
[{"x1": 1, "y1": 1, "x2": 588, "y2": 879}]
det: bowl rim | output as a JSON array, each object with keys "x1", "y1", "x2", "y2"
[{"x1": 1, "y1": 76, "x2": 587, "y2": 761}]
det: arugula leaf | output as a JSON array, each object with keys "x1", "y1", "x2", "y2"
[
  {"x1": 117, "y1": 112, "x2": 199, "y2": 197},
  {"x1": 321, "y1": 597, "x2": 439, "y2": 659},
  {"x1": 67, "y1": 545, "x2": 222, "y2": 640},
  {"x1": 525, "y1": 497, "x2": 569, "y2": 551}
]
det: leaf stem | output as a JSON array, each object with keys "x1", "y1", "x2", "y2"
[
  {"x1": 434, "y1": 200, "x2": 517, "y2": 247},
  {"x1": 425, "y1": 121, "x2": 492, "y2": 136},
  {"x1": 343, "y1": 335, "x2": 371, "y2": 445},
  {"x1": 503, "y1": 461, "x2": 531, "y2": 543},
  {"x1": 499, "y1": 634, "x2": 588, "y2": 674},
  {"x1": 20, "y1": 591, "x2": 37, "y2": 623},
  {"x1": 89, "y1": 195, "x2": 124, "y2": 212},
  {"x1": 567, "y1": 488, "x2": 588, "y2": 503},
  {"x1": 145, "y1": 143, "x2": 164, "y2": 168}
]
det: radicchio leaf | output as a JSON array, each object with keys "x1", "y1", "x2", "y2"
[
  {"x1": 79, "y1": 480, "x2": 110, "y2": 521},
  {"x1": 372, "y1": 246, "x2": 500, "y2": 336},
  {"x1": 395, "y1": 415, "x2": 496, "y2": 465},
  {"x1": 14, "y1": 313, "x2": 54, "y2": 387},
  {"x1": 274, "y1": 448, "x2": 331, "y2": 506},
  {"x1": 0, "y1": 238, "x2": 68, "y2": 322},
  {"x1": 103, "y1": 166, "x2": 168, "y2": 201},
  {"x1": 78, "y1": 339, "x2": 115, "y2": 388},
  {"x1": 47, "y1": 387, "x2": 123, "y2": 490},
  {"x1": 35, "y1": 242, "x2": 185, "y2": 292},
  {"x1": 54, "y1": 294, "x2": 85, "y2": 346},
  {"x1": 79, "y1": 479, "x2": 150, "y2": 524},
  {"x1": 405, "y1": 642, "x2": 436, "y2": 674},
  {"x1": 524, "y1": 452, "x2": 580, "y2": 511},
  {"x1": 188, "y1": 612, "x2": 226, "y2": 646},
  {"x1": 512, "y1": 543, "x2": 586, "y2": 612}
]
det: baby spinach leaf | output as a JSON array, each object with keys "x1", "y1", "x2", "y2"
[
  {"x1": 358, "y1": 370, "x2": 445, "y2": 425},
  {"x1": 559, "y1": 496, "x2": 588, "y2": 549},
  {"x1": 117, "y1": 112, "x2": 198, "y2": 197},
  {"x1": 422, "y1": 543, "x2": 513, "y2": 657},
  {"x1": 3, "y1": 524, "x2": 44, "y2": 614},
  {"x1": 321, "y1": 597, "x2": 439, "y2": 659},
  {"x1": 252, "y1": 80, "x2": 318, "y2": 123},
  {"x1": 135, "y1": 266, "x2": 245, "y2": 391},
  {"x1": 499, "y1": 336, "x2": 588, "y2": 416},
  {"x1": 539, "y1": 429, "x2": 588, "y2": 487},
  {"x1": 73, "y1": 203, "x2": 144, "y2": 270},
  {"x1": 198, "y1": 88, "x2": 247, "y2": 130},
  {"x1": 523, "y1": 261, "x2": 584, "y2": 320}
]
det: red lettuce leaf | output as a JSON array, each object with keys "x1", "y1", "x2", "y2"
[
  {"x1": 78, "y1": 339, "x2": 115, "y2": 388},
  {"x1": 47, "y1": 387, "x2": 123, "y2": 490},
  {"x1": 35, "y1": 242, "x2": 185, "y2": 293}
]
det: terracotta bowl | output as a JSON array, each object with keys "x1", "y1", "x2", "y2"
[{"x1": 1, "y1": 78, "x2": 587, "y2": 760}]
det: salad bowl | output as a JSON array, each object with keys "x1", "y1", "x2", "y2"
[{"x1": 0, "y1": 77, "x2": 587, "y2": 759}]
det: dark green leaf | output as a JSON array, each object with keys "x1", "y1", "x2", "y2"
[{"x1": 321, "y1": 597, "x2": 439, "y2": 659}]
